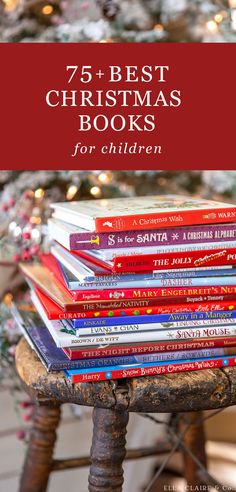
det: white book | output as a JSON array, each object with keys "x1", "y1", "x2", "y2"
[
  {"x1": 51, "y1": 243, "x2": 98, "y2": 282},
  {"x1": 31, "y1": 291, "x2": 81, "y2": 347}
]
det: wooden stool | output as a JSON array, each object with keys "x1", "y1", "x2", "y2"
[{"x1": 15, "y1": 337, "x2": 236, "y2": 492}]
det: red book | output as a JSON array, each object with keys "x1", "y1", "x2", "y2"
[
  {"x1": 51, "y1": 195, "x2": 236, "y2": 233},
  {"x1": 65, "y1": 355, "x2": 236, "y2": 383},
  {"x1": 36, "y1": 288, "x2": 236, "y2": 320},
  {"x1": 112, "y1": 247, "x2": 236, "y2": 273},
  {"x1": 70, "y1": 285, "x2": 236, "y2": 302},
  {"x1": 64, "y1": 337, "x2": 236, "y2": 360}
]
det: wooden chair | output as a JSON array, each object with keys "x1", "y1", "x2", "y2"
[{"x1": 15, "y1": 337, "x2": 236, "y2": 492}]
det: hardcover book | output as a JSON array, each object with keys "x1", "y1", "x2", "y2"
[
  {"x1": 111, "y1": 247, "x2": 236, "y2": 273},
  {"x1": 64, "y1": 337, "x2": 236, "y2": 360},
  {"x1": 64, "y1": 354, "x2": 236, "y2": 383},
  {"x1": 35, "y1": 287, "x2": 236, "y2": 321},
  {"x1": 69, "y1": 309, "x2": 236, "y2": 329},
  {"x1": 48, "y1": 218, "x2": 236, "y2": 251},
  {"x1": 51, "y1": 195, "x2": 236, "y2": 232}
]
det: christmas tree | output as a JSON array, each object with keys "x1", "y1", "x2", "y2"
[{"x1": 1, "y1": 0, "x2": 236, "y2": 42}]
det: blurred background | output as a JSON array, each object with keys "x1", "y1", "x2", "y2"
[
  {"x1": 1, "y1": 0, "x2": 236, "y2": 42},
  {"x1": 1, "y1": 169, "x2": 236, "y2": 491}
]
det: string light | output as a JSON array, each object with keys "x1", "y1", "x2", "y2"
[
  {"x1": 3, "y1": 293, "x2": 13, "y2": 306},
  {"x1": 34, "y1": 188, "x2": 45, "y2": 199},
  {"x1": 154, "y1": 24, "x2": 164, "y2": 32},
  {"x1": 99, "y1": 39, "x2": 114, "y2": 43},
  {"x1": 41, "y1": 4, "x2": 54, "y2": 15},
  {"x1": 206, "y1": 20, "x2": 218, "y2": 32},
  {"x1": 2, "y1": 0, "x2": 20, "y2": 12},
  {"x1": 98, "y1": 172, "x2": 113, "y2": 184},
  {"x1": 214, "y1": 13, "x2": 224, "y2": 23},
  {"x1": 66, "y1": 185, "x2": 78, "y2": 200},
  {"x1": 90, "y1": 186, "x2": 102, "y2": 197},
  {"x1": 30, "y1": 216, "x2": 42, "y2": 225}
]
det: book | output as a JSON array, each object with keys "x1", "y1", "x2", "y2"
[
  {"x1": 64, "y1": 337, "x2": 236, "y2": 360},
  {"x1": 68, "y1": 279, "x2": 236, "y2": 302},
  {"x1": 31, "y1": 291, "x2": 236, "y2": 347},
  {"x1": 35, "y1": 288, "x2": 236, "y2": 320},
  {"x1": 51, "y1": 243, "x2": 110, "y2": 281},
  {"x1": 12, "y1": 305, "x2": 230, "y2": 370},
  {"x1": 84, "y1": 240, "x2": 236, "y2": 262},
  {"x1": 51, "y1": 195, "x2": 236, "y2": 232},
  {"x1": 111, "y1": 247, "x2": 236, "y2": 273},
  {"x1": 64, "y1": 354, "x2": 236, "y2": 383},
  {"x1": 58, "y1": 259, "x2": 236, "y2": 292},
  {"x1": 48, "y1": 218, "x2": 236, "y2": 251},
  {"x1": 72, "y1": 318, "x2": 236, "y2": 337},
  {"x1": 56, "y1": 243, "x2": 236, "y2": 275},
  {"x1": 69, "y1": 309, "x2": 236, "y2": 329}
]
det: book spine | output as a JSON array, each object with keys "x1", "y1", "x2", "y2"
[
  {"x1": 49, "y1": 300, "x2": 236, "y2": 319},
  {"x1": 73, "y1": 310, "x2": 236, "y2": 328},
  {"x1": 74, "y1": 318, "x2": 236, "y2": 336},
  {"x1": 60, "y1": 348, "x2": 227, "y2": 370},
  {"x1": 70, "y1": 282, "x2": 236, "y2": 302},
  {"x1": 66, "y1": 268, "x2": 236, "y2": 292},
  {"x1": 64, "y1": 336, "x2": 236, "y2": 359},
  {"x1": 68, "y1": 223, "x2": 236, "y2": 250},
  {"x1": 95, "y1": 208, "x2": 236, "y2": 233},
  {"x1": 67, "y1": 355, "x2": 236, "y2": 383},
  {"x1": 60, "y1": 324, "x2": 236, "y2": 347},
  {"x1": 113, "y1": 247, "x2": 236, "y2": 273},
  {"x1": 66, "y1": 294, "x2": 236, "y2": 312},
  {"x1": 80, "y1": 241, "x2": 236, "y2": 263}
]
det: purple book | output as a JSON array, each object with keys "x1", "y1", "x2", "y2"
[{"x1": 48, "y1": 218, "x2": 236, "y2": 251}]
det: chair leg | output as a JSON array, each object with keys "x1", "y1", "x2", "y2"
[
  {"x1": 88, "y1": 407, "x2": 129, "y2": 492},
  {"x1": 19, "y1": 404, "x2": 61, "y2": 492},
  {"x1": 179, "y1": 411, "x2": 207, "y2": 487}
]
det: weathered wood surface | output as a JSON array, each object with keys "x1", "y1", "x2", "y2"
[
  {"x1": 179, "y1": 412, "x2": 207, "y2": 487},
  {"x1": 15, "y1": 337, "x2": 236, "y2": 413},
  {"x1": 19, "y1": 405, "x2": 61, "y2": 492},
  {"x1": 88, "y1": 407, "x2": 129, "y2": 491}
]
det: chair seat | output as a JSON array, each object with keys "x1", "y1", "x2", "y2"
[{"x1": 15, "y1": 337, "x2": 236, "y2": 413}]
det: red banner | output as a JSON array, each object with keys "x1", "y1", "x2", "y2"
[{"x1": 1, "y1": 43, "x2": 235, "y2": 170}]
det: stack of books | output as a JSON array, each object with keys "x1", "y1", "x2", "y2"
[{"x1": 14, "y1": 194, "x2": 236, "y2": 383}]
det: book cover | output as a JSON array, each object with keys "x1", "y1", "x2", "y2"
[
  {"x1": 51, "y1": 195, "x2": 236, "y2": 232},
  {"x1": 64, "y1": 354, "x2": 236, "y2": 383},
  {"x1": 64, "y1": 337, "x2": 236, "y2": 360},
  {"x1": 48, "y1": 218, "x2": 236, "y2": 251}
]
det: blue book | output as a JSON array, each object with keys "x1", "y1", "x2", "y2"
[
  {"x1": 69, "y1": 310, "x2": 236, "y2": 329},
  {"x1": 64, "y1": 353, "x2": 236, "y2": 383},
  {"x1": 59, "y1": 261, "x2": 236, "y2": 291}
]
